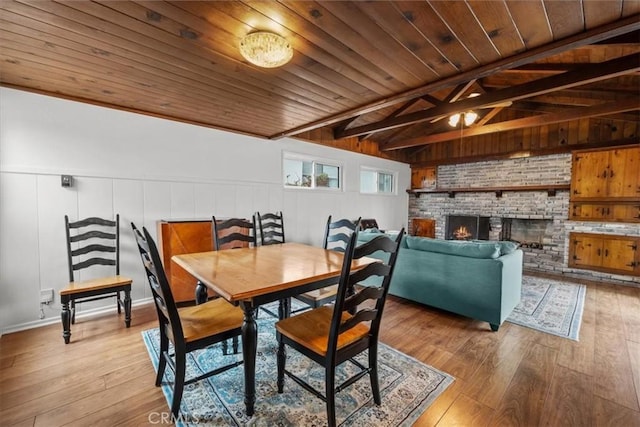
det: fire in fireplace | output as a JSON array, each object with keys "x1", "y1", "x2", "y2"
[{"x1": 445, "y1": 215, "x2": 490, "y2": 240}]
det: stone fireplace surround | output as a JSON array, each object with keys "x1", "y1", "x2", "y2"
[{"x1": 409, "y1": 153, "x2": 639, "y2": 287}]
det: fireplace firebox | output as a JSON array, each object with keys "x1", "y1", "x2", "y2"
[
  {"x1": 445, "y1": 215, "x2": 490, "y2": 240},
  {"x1": 501, "y1": 218, "x2": 553, "y2": 249}
]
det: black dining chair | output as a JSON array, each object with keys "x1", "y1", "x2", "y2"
[
  {"x1": 255, "y1": 211, "x2": 285, "y2": 246},
  {"x1": 131, "y1": 223, "x2": 244, "y2": 419},
  {"x1": 275, "y1": 228, "x2": 404, "y2": 427},
  {"x1": 59, "y1": 214, "x2": 132, "y2": 344},
  {"x1": 295, "y1": 216, "x2": 361, "y2": 310}
]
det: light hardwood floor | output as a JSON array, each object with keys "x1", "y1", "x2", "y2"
[{"x1": 1, "y1": 273, "x2": 639, "y2": 426}]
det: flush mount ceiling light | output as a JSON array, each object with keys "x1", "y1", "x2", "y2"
[{"x1": 239, "y1": 31, "x2": 293, "y2": 68}]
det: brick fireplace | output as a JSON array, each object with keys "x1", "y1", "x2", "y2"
[{"x1": 409, "y1": 153, "x2": 639, "y2": 286}]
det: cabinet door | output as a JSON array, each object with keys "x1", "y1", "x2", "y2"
[
  {"x1": 608, "y1": 146, "x2": 640, "y2": 198},
  {"x1": 412, "y1": 218, "x2": 435, "y2": 237},
  {"x1": 601, "y1": 237, "x2": 638, "y2": 273},
  {"x1": 570, "y1": 234, "x2": 603, "y2": 268},
  {"x1": 610, "y1": 204, "x2": 640, "y2": 223},
  {"x1": 571, "y1": 151, "x2": 609, "y2": 199},
  {"x1": 411, "y1": 167, "x2": 436, "y2": 189},
  {"x1": 570, "y1": 203, "x2": 610, "y2": 221}
]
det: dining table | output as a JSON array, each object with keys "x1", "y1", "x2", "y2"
[{"x1": 171, "y1": 241, "x2": 377, "y2": 417}]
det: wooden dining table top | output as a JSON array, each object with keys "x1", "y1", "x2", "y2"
[{"x1": 172, "y1": 242, "x2": 376, "y2": 302}]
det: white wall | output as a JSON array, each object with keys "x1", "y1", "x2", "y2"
[{"x1": 0, "y1": 88, "x2": 410, "y2": 333}]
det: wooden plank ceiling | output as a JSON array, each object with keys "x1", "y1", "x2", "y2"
[{"x1": 1, "y1": 1, "x2": 639, "y2": 166}]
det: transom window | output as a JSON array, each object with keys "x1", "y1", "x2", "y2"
[
  {"x1": 360, "y1": 168, "x2": 395, "y2": 194},
  {"x1": 283, "y1": 154, "x2": 341, "y2": 190}
]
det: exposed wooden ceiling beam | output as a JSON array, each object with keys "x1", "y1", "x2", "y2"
[
  {"x1": 272, "y1": 14, "x2": 640, "y2": 139},
  {"x1": 382, "y1": 98, "x2": 640, "y2": 150},
  {"x1": 410, "y1": 137, "x2": 640, "y2": 168},
  {"x1": 341, "y1": 53, "x2": 640, "y2": 138}
]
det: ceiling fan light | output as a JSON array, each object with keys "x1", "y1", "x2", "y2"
[
  {"x1": 448, "y1": 113, "x2": 460, "y2": 127},
  {"x1": 464, "y1": 111, "x2": 478, "y2": 126},
  {"x1": 239, "y1": 31, "x2": 293, "y2": 68}
]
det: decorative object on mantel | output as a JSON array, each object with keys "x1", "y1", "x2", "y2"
[
  {"x1": 507, "y1": 275, "x2": 586, "y2": 341},
  {"x1": 239, "y1": 31, "x2": 293, "y2": 68},
  {"x1": 407, "y1": 184, "x2": 570, "y2": 198},
  {"x1": 142, "y1": 301, "x2": 454, "y2": 426}
]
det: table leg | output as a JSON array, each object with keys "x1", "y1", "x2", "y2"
[
  {"x1": 240, "y1": 302, "x2": 258, "y2": 416},
  {"x1": 195, "y1": 281, "x2": 208, "y2": 304}
]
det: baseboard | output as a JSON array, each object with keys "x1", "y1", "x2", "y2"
[{"x1": 0, "y1": 297, "x2": 154, "y2": 337}]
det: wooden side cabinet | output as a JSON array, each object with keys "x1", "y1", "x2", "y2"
[
  {"x1": 158, "y1": 219, "x2": 215, "y2": 303},
  {"x1": 569, "y1": 232, "x2": 639, "y2": 276}
]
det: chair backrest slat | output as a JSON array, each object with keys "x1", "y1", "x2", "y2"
[
  {"x1": 71, "y1": 244, "x2": 116, "y2": 257},
  {"x1": 68, "y1": 217, "x2": 116, "y2": 228},
  {"x1": 65, "y1": 214, "x2": 120, "y2": 281},
  {"x1": 72, "y1": 257, "x2": 116, "y2": 271}
]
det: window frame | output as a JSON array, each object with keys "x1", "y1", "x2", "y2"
[
  {"x1": 283, "y1": 152, "x2": 343, "y2": 191},
  {"x1": 360, "y1": 167, "x2": 397, "y2": 195}
]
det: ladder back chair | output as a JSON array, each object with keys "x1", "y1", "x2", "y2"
[
  {"x1": 195, "y1": 216, "x2": 256, "y2": 351},
  {"x1": 212, "y1": 216, "x2": 256, "y2": 250},
  {"x1": 59, "y1": 214, "x2": 132, "y2": 344},
  {"x1": 195, "y1": 216, "x2": 258, "y2": 305},
  {"x1": 255, "y1": 211, "x2": 285, "y2": 246},
  {"x1": 295, "y1": 216, "x2": 361, "y2": 309},
  {"x1": 275, "y1": 228, "x2": 404, "y2": 427},
  {"x1": 131, "y1": 223, "x2": 244, "y2": 419}
]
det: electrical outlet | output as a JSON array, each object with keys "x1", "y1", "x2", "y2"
[{"x1": 40, "y1": 288, "x2": 54, "y2": 304}]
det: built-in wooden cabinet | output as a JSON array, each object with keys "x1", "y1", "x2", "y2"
[
  {"x1": 411, "y1": 166, "x2": 436, "y2": 189},
  {"x1": 570, "y1": 202, "x2": 640, "y2": 222},
  {"x1": 412, "y1": 218, "x2": 435, "y2": 238},
  {"x1": 569, "y1": 232, "x2": 639, "y2": 276},
  {"x1": 569, "y1": 145, "x2": 640, "y2": 222}
]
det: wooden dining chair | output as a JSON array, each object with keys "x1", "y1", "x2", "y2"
[
  {"x1": 131, "y1": 223, "x2": 244, "y2": 419},
  {"x1": 255, "y1": 211, "x2": 285, "y2": 246},
  {"x1": 212, "y1": 216, "x2": 256, "y2": 250},
  {"x1": 295, "y1": 216, "x2": 361, "y2": 309},
  {"x1": 275, "y1": 228, "x2": 404, "y2": 427},
  {"x1": 59, "y1": 215, "x2": 132, "y2": 344}
]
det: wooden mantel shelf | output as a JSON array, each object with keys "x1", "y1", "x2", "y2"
[{"x1": 407, "y1": 184, "x2": 570, "y2": 198}]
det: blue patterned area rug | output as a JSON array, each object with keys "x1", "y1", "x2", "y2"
[
  {"x1": 507, "y1": 275, "x2": 586, "y2": 341},
  {"x1": 141, "y1": 306, "x2": 454, "y2": 426}
]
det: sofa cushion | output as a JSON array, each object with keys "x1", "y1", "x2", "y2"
[
  {"x1": 497, "y1": 241, "x2": 519, "y2": 255},
  {"x1": 405, "y1": 236, "x2": 501, "y2": 259}
]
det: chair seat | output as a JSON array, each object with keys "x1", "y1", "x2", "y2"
[
  {"x1": 59, "y1": 275, "x2": 132, "y2": 296},
  {"x1": 297, "y1": 285, "x2": 338, "y2": 307},
  {"x1": 276, "y1": 306, "x2": 370, "y2": 356},
  {"x1": 179, "y1": 298, "x2": 244, "y2": 343}
]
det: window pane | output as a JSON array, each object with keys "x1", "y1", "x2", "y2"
[
  {"x1": 316, "y1": 163, "x2": 339, "y2": 188},
  {"x1": 379, "y1": 173, "x2": 393, "y2": 193},
  {"x1": 284, "y1": 158, "x2": 313, "y2": 187},
  {"x1": 360, "y1": 170, "x2": 377, "y2": 193}
]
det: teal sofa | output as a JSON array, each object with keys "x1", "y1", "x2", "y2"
[{"x1": 358, "y1": 231, "x2": 523, "y2": 331}]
